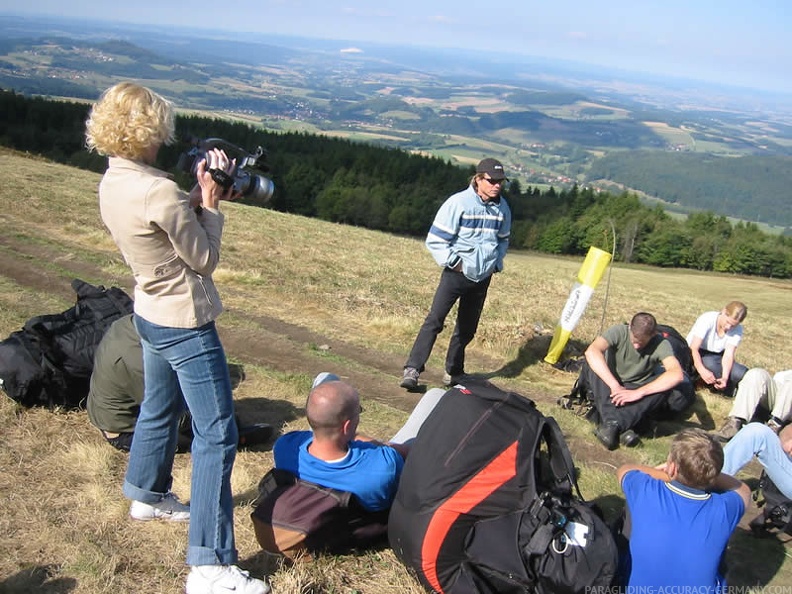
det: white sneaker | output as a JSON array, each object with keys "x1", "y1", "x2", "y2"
[
  {"x1": 186, "y1": 565, "x2": 271, "y2": 594},
  {"x1": 129, "y1": 492, "x2": 190, "y2": 522}
]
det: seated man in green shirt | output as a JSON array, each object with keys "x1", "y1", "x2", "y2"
[
  {"x1": 87, "y1": 314, "x2": 272, "y2": 452},
  {"x1": 582, "y1": 312, "x2": 688, "y2": 450}
]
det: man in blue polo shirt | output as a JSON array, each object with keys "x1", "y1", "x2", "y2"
[
  {"x1": 274, "y1": 373, "x2": 445, "y2": 512},
  {"x1": 617, "y1": 428, "x2": 749, "y2": 588}
]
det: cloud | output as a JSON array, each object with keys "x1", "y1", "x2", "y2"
[{"x1": 340, "y1": 47, "x2": 363, "y2": 54}]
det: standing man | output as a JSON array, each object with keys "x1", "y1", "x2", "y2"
[{"x1": 400, "y1": 158, "x2": 511, "y2": 390}]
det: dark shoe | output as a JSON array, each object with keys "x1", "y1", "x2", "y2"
[
  {"x1": 237, "y1": 423, "x2": 274, "y2": 448},
  {"x1": 767, "y1": 417, "x2": 783, "y2": 434},
  {"x1": 619, "y1": 429, "x2": 641, "y2": 448},
  {"x1": 400, "y1": 367, "x2": 420, "y2": 390},
  {"x1": 595, "y1": 422, "x2": 620, "y2": 450},
  {"x1": 715, "y1": 417, "x2": 744, "y2": 442},
  {"x1": 443, "y1": 371, "x2": 466, "y2": 386},
  {"x1": 557, "y1": 396, "x2": 574, "y2": 410}
]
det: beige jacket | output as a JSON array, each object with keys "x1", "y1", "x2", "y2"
[{"x1": 99, "y1": 157, "x2": 224, "y2": 328}]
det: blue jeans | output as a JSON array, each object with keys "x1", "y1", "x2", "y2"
[
  {"x1": 405, "y1": 268, "x2": 492, "y2": 376},
  {"x1": 723, "y1": 422, "x2": 792, "y2": 499},
  {"x1": 124, "y1": 315, "x2": 239, "y2": 566},
  {"x1": 700, "y1": 351, "x2": 748, "y2": 396}
]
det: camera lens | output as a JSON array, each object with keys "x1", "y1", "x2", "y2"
[{"x1": 237, "y1": 173, "x2": 275, "y2": 204}]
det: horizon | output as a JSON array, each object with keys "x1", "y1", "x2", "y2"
[{"x1": 3, "y1": 0, "x2": 792, "y2": 96}]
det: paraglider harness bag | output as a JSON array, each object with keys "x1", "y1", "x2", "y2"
[
  {"x1": 0, "y1": 279, "x2": 133, "y2": 409},
  {"x1": 388, "y1": 378, "x2": 617, "y2": 594},
  {"x1": 750, "y1": 470, "x2": 792, "y2": 537}
]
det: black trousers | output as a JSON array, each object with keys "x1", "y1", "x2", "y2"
[
  {"x1": 405, "y1": 268, "x2": 492, "y2": 376},
  {"x1": 581, "y1": 362, "x2": 695, "y2": 431}
]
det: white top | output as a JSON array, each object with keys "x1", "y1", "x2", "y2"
[{"x1": 686, "y1": 310, "x2": 742, "y2": 353}]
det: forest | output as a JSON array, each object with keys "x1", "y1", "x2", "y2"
[
  {"x1": 1, "y1": 88, "x2": 791, "y2": 278},
  {"x1": 587, "y1": 151, "x2": 792, "y2": 226}
]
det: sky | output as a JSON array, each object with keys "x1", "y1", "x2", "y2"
[{"x1": 6, "y1": 0, "x2": 792, "y2": 94}]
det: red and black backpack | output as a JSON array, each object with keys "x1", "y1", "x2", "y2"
[{"x1": 388, "y1": 378, "x2": 617, "y2": 594}]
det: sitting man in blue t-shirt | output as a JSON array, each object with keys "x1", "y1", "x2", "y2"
[
  {"x1": 274, "y1": 373, "x2": 446, "y2": 512},
  {"x1": 617, "y1": 428, "x2": 749, "y2": 589}
]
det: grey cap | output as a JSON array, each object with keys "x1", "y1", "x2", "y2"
[{"x1": 312, "y1": 372, "x2": 341, "y2": 388}]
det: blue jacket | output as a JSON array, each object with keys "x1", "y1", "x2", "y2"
[{"x1": 425, "y1": 185, "x2": 511, "y2": 282}]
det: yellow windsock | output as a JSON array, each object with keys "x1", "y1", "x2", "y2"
[{"x1": 544, "y1": 246, "x2": 611, "y2": 365}]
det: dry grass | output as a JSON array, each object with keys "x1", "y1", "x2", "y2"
[{"x1": 1, "y1": 149, "x2": 791, "y2": 592}]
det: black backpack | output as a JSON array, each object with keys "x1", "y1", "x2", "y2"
[
  {"x1": 656, "y1": 323, "x2": 695, "y2": 379},
  {"x1": 0, "y1": 279, "x2": 133, "y2": 409},
  {"x1": 388, "y1": 378, "x2": 618, "y2": 594},
  {"x1": 750, "y1": 470, "x2": 792, "y2": 536}
]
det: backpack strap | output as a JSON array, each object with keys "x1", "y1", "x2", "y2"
[{"x1": 541, "y1": 416, "x2": 583, "y2": 500}]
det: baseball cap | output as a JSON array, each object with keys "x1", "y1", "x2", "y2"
[{"x1": 476, "y1": 158, "x2": 506, "y2": 181}]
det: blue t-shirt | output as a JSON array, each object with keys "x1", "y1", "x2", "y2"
[
  {"x1": 622, "y1": 470, "x2": 744, "y2": 588},
  {"x1": 273, "y1": 431, "x2": 405, "y2": 512}
]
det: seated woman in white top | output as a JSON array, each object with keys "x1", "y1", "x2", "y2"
[{"x1": 686, "y1": 301, "x2": 748, "y2": 397}]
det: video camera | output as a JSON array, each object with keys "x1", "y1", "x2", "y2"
[{"x1": 177, "y1": 137, "x2": 275, "y2": 204}]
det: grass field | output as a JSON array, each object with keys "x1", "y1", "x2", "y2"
[{"x1": 1, "y1": 149, "x2": 791, "y2": 593}]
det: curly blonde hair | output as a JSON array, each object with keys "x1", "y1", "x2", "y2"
[{"x1": 85, "y1": 82, "x2": 175, "y2": 160}]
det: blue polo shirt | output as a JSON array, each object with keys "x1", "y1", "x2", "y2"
[
  {"x1": 273, "y1": 431, "x2": 404, "y2": 512},
  {"x1": 622, "y1": 470, "x2": 744, "y2": 589}
]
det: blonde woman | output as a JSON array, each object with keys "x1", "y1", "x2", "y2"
[
  {"x1": 85, "y1": 82, "x2": 269, "y2": 594},
  {"x1": 686, "y1": 301, "x2": 748, "y2": 397}
]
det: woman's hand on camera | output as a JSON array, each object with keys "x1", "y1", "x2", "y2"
[{"x1": 196, "y1": 148, "x2": 236, "y2": 209}]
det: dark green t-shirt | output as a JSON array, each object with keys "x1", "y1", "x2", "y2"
[
  {"x1": 86, "y1": 314, "x2": 143, "y2": 433},
  {"x1": 602, "y1": 324, "x2": 674, "y2": 385}
]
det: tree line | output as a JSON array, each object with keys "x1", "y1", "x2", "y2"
[
  {"x1": 588, "y1": 150, "x2": 792, "y2": 228},
  {"x1": 1, "y1": 88, "x2": 791, "y2": 278}
]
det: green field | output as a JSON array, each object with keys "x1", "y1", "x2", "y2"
[{"x1": 1, "y1": 150, "x2": 791, "y2": 593}]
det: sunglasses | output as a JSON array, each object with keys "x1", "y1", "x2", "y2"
[{"x1": 483, "y1": 177, "x2": 506, "y2": 186}]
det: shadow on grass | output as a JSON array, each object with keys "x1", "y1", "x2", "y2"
[
  {"x1": 235, "y1": 396, "x2": 301, "y2": 429},
  {"x1": 0, "y1": 565, "x2": 76, "y2": 594},
  {"x1": 484, "y1": 334, "x2": 589, "y2": 381},
  {"x1": 591, "y1": 493, "x2": 627, "y2": 525},
  {"x1": 726, "y1": 526, "x2": 790, "y2": 587},
  {"x1": 647, "y1": 392, "x2": 718, "y2": 438},
  {"x1": 228, "y1": 362, "x2": 303, "y2": 436}
]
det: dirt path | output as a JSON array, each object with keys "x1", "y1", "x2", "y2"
[
  {"x1": 0, "y1": 233, "x2": 520, "y2": 411},
  {"x1": 0, "y1": 233, "x2": 643, "y2": 472}
]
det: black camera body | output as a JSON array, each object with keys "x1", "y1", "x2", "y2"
[{"x1": 177, "y1": 138, "x2": 274, "y2": 204}]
